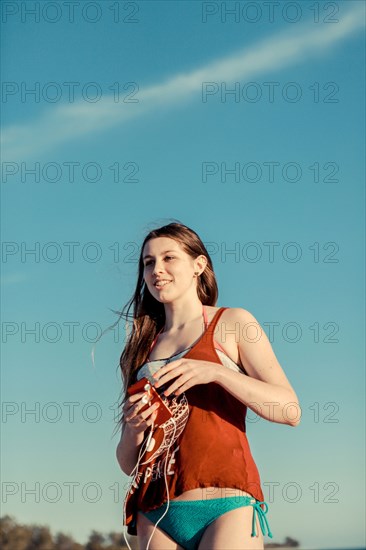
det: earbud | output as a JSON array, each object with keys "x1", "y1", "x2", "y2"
[{"x1": 142, "y1": 382, "x2": 152, "y2": 404}]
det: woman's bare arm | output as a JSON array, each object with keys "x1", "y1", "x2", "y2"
[
  {"x1": 116, "y1": 422, "x2": 145, "y2": 476},
  {"x1": 116, "y1": 391, "x2": 160, "y2": 475},
  {"x1": 215, "y1": 308, "x2": 301, "y2": 426}
]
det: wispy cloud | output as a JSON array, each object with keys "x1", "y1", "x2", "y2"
[
  {"x1": 1, "y1": 272, "x2": 28, "y2": 285},
  {"x1": 1, "y1": 3, "x2": 364, "y2": 160}
]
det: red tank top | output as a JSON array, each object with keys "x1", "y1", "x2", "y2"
[{"x1": 123, "y1": 306, "x2": 265, "y2": 536}]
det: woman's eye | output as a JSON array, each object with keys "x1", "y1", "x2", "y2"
[{"x1": 144, "y1": 256, "x2": 175, "y2": 267}]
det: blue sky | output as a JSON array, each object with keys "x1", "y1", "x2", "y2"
[{"x1": 1, "y1": 1, "x2": 365, "y2": 549}]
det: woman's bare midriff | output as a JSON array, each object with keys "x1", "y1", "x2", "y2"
[{"x1": 171, "y1": 487, "x2": 254, "y2": 501}]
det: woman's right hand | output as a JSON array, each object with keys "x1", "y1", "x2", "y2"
[{"x1": 122, "y1": 391, "x2": 160, "y2": 437}]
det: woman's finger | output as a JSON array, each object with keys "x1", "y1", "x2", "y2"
[
  {"x1": 139, "y1": 401, "x2": 160, "y2": 421},
  {"x1": 125, "y1": 399, "x2": 159, "y2": 424},
  {"x1": 124, "y1": 391, "x2": 150, "y2": 413}
]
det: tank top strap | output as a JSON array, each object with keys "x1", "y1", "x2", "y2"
[{"x1": 204, "y1": 306, "x2": 228, "y2": 341}]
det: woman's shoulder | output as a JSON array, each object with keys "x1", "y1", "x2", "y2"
[{"x1": 206, "y1": 305, "x2": 255, "y2": 323}]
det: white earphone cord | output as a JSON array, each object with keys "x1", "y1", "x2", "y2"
[
  {"x1": 122, "y1": 417, "x2": 178, "y2": 550},
  {"x1": 122, "y1": 426, "x2": 152, "y2": 550}
]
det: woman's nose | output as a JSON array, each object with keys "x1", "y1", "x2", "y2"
[{"x1": 152, "y1": 263, "x2": 164, "y2": 276}]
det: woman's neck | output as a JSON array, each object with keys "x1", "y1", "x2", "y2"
[{"x1": 161, "y1": 301, "x2": 205, "y2": 334}]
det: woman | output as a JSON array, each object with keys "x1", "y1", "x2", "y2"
[{"x1": 115, "y1": 222, "x2": 301, "y2": 550}]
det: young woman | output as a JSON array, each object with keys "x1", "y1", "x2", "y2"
[{"x1": 116, "y1": 222, "x2": 301, "y2": 550}]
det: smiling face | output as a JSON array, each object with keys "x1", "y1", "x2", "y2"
[{"x1": 142, "y1": 237, "x2": 206, "y2": 303}]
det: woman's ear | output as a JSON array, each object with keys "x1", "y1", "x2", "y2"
[{"x1": 196, "y1": 255, "x2": 207, "y2": 273}]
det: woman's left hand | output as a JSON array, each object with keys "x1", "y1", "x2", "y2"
[{"x1": 152, "y1": 358, "x2": 220, "y2": 397}]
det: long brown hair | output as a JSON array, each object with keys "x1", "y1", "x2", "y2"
[{"x1": 112, "y1": 221, "x2": 219, "y2": 437}]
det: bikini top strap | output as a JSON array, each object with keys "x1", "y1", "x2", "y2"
[
  {"x1": 149, "y1": 325, "x2": 164, "y2": 352},
  {"x1": 205, "y1": 306, "x2": 227, "y2": 339},
  {"x1": 202, "y1": 303, "x2": 209, "y2": 329}
]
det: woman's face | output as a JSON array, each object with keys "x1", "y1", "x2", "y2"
[{"x1": 142, "y1": 237, "x2": 202, "y2": 302}]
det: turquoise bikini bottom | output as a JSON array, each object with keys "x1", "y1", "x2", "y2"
[{"x1": 140, "y1": 496, "x2": 273, "y2": 550}]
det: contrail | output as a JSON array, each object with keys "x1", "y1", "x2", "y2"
[{"x1": 1, "y1": 3, "x2": 364, "y2": 160}]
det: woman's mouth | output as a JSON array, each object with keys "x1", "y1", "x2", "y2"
[{"x1": 154, "y1": 280, "x2": 172, "y2": 289}]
